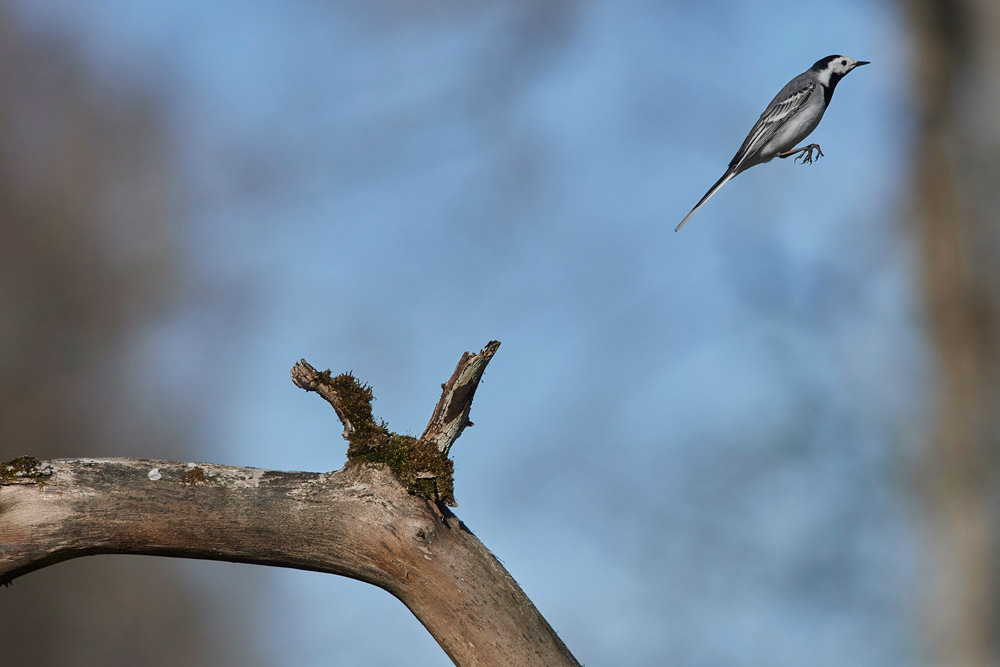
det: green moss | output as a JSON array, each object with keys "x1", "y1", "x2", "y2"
[
  {"x1": 0, "y1": 456, "x2": 52, "y2": 485},
  {"x1": 335, "y1": 374, "x2": 456, "y2": 506},
  {"x1": 181, "y1": 466, "x2": 207, "y2": 485}
]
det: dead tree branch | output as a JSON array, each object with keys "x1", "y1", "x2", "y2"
[
  {"x1": 422, "y1": 340, "x2": 501, "y2": 456},
  {"x1": 0, "y1": 342, "x2": 580, "y2": 667}
]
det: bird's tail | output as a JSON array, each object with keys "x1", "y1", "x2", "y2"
[{"x1": 674, "y1": 170, "x2": 737, "y2": 232}]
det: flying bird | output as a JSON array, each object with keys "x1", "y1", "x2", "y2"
[{"x1": 675, "y1": 55, "x2": 869, "y2": 232}]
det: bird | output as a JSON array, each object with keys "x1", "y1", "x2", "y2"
[{"x1": 675, "y1": 55, "x2": 869, "y2": 232}]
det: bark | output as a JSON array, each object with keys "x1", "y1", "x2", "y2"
[{"x1": 0, "y1": 342, "x2": 580, "y2": 667}]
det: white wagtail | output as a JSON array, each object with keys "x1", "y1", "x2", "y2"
[{"x1": 675, "y1": 55, "x2": 869, "y2": 231}]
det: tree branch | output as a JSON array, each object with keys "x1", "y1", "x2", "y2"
[
  {"x1": 0, "y1": 342, "x2": 580, "y2": 667},
  {"x1": 422, "y1": 340, "x2": 501, "y2": 456},
  {"x1": 289, "y1": 341, "x2": 501, "y2": 506}
]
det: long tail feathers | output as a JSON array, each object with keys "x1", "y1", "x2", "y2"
[{"x1": 674, "y1": 170, "x2": 737, "y2": 232}]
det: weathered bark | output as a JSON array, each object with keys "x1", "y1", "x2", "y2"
[
  {"x1": 0, "y1": 343, "x2": 580, "y2": 667},
  {"x1": 420, "y1": 341, "x2": 501, "y2": 457}
]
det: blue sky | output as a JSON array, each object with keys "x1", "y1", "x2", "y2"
[{"x1": 13, "y1": 1, "x2": 927, "y2": 665}]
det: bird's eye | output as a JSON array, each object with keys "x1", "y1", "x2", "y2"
[{"x1": 841, "y1": 60, "x2": 847, "y2": 66}]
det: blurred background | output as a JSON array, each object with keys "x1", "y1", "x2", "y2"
[{"x1": 0, "y1": 1, "x2": 996, "y2": 665}]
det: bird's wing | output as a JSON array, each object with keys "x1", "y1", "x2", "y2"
[{"x1": 727, "y1": 78, "x2": 816, "y2": 173}]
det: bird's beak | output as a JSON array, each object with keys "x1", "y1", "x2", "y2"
[{"x1": 854, "y1": 60, "x2": 871, "y2": 67}]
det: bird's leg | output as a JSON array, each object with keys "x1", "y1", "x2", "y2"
[{"x1": 778, "y1": 143, "x2": 824, "y2": 164}]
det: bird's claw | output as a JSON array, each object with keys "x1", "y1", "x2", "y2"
[{"x1": 793, "y1": 144, "x2": 824, "y2": 165}]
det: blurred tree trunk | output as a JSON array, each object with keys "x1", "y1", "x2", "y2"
[
  {"x1": 903, "y1": 1, "x2": 1000, "y2": 665},
  {"x1": 0, "y1": 9, "x2": 261, "y2": 667}
]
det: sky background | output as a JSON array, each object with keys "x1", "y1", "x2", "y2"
[{"x1": 8, "y1": 1, "x2": 927, "y2": 665}]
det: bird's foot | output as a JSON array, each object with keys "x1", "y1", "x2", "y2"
[
  {"x1": 796, "y1": 144, "x2": 824, "y2": 164},
  {"x1": 779, "y1": 143, "x2": 824, "y2": 164}
]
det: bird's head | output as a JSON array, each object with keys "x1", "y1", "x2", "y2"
[{"x1": 811, "y1": 55, "x2": 870, "y2": 86}]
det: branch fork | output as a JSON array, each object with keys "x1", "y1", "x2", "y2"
[
  {"x1": 0, "y1": 339, "x2": 582, "y2": 666},
  {"x1": 291, "y1": 340, "x2": 500, "y2": 506}
]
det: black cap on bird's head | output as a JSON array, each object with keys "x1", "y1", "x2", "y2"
[
  {"x1": 811, "y1": 55, "x2": 870, "y2": 73},
  {"x1": 810, "y1": 55, "x2": 869, "y2": 99}
]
